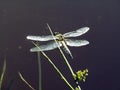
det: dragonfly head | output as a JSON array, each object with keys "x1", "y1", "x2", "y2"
[{"x1": 54, "y1": 32, "x2": 60, "y2": 35}]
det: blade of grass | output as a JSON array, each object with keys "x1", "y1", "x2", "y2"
[
  {"x1": 32, "y1": 42, "x2": 74, "y2": 90},
  {"x1": 18, "y1": 72, "x2": 35, "y2": 90},
  {"x1": 0, "y1": 60, "x2": 6, "y2": 90}
]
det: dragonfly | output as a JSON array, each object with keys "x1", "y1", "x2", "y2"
[{"x1": 26, "y1": 27, "x2": 90, "y2": 58}]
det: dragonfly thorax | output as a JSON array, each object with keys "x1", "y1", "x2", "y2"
[{"x1": 54, "y1": 32, "x2": 65, "y2": 41}]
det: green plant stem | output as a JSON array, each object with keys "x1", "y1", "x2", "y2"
[
  {"x1": 36, "y1": 42, "x2": 42, "y2": 90},
  {"x1": 37, "y1": 51, "x2": 42, "y2": 90},
  {"x1": 32, "y1": 42, "x2": 74, "y2": 90}
]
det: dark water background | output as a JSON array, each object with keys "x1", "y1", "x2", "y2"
[{"x1": 0, "y1": 0, "x2": 120, "y2": 90}]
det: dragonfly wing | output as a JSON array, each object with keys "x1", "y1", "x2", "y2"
[
  {"x1": 66, "y1": 39, "x2": 89, "y2": 47},
  {"x1": 30, "y1": 41, "x2": 62, "y2": 52},
  {"x1": 63, "y1": 27, "x2": 89, "y2": 38},
  {"x1": 26, "y1": 35, "x2": 55, "y2": 41}
]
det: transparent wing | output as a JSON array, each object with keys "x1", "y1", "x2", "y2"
[
  {"x1": 26, "y1": 35, "x2": 55, "y2": 41},
  {"x1": 63, "y1": 27, "x2": 90, "y2": 38},
  {"x1": 66, "y1": 39, "x2": 89, "y2": 47},
  {"x1": 30, "y1": 41, "x2": 62, "y2": 52}
]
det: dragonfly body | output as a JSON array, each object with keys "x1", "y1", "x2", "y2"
[
  {"x1": 54, "y1": 32, "x2": 73, "y2": 58},
  {"x1": 27, "y1": 27, "x2": 90, "y2": 58}
]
